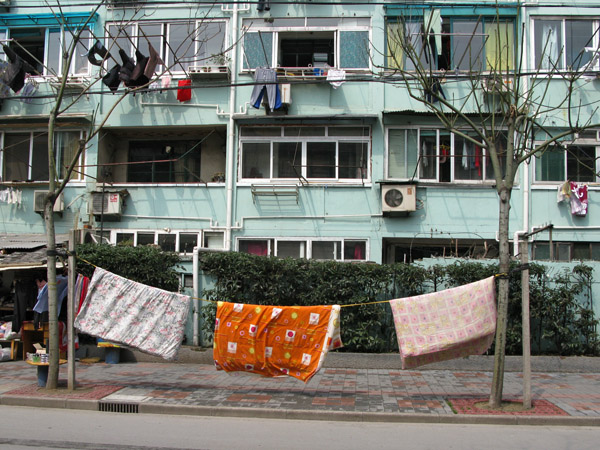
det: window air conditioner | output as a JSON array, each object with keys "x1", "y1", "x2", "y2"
[
  {"x1": 381, "y1": 185, "x2": 416, "y2": 213},
  {"x1": 90, "y1": 192, "x2": 122, "y2": 216},
  {"x1": 33, "y1": 190, "x2": 64, "y2": 213}
]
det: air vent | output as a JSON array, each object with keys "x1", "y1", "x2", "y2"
[{"x1": 381, "y1": 185, "x2": 416, "y2": 213}]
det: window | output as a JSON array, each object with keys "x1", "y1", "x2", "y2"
[
  {"x1": 242, "y1": 17, "x2": 370, "y2": 70},
  {"x1": 533, "y1": 18, "x2": 598, "y2": 71},
  {"x1": 386, "y1": 127, "x2": 502, "y2": 183},
  {"x1": 387, "y1": 14, "x2": 515, "y2": 72},
  {"x1": 113, "y1": 230, "x2": 224, "y2": 253},
  {"x1": 0, "y1": 26, "x2": 91, "y2": 77},
  {"x1": 238, "y1": 238, "x2": 368, "y2": 261},
  {"x1": 533, "y1": 242, "x2": 600, "y2": 261},
  {"x1": 240, "y1": 126, "x2": 370, "y2": 182},
  {"x1": 106, "y1": 20, "x2": 227, "y2": 74},
  {"x1": 1, "y1": 130, "x2": 85, "y2": 182},
  {"x1": 383, "y1": 238, "x2": 498, "y2": 263},
  {"x1": 98, "y1": 128, "x2": 226, "y2": 184},
  {"x1": 534, "y1": 142, "x2": 599, "y2": 183}
]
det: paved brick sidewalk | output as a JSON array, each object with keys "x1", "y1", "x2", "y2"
[{"x1": 1, "y1": 360, "x2": 600, "y2": 423}]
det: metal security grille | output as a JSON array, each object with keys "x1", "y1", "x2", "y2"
[{"x1": 98, "y1": 402, "x2": 139, "y2": 413}]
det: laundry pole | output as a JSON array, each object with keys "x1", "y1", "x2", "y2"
[{"x1": 67, "y1": 229, "x2": 77, "y2": 390}]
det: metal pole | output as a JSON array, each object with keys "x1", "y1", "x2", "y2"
[
  {"x1": 67, "y1": 229, "x2": 77, "y2": 390},
  {"x1": 520, "y1": 239, "x2": 531, "y2": 409}
]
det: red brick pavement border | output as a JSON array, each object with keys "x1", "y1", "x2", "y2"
[{"x1": 448, "y1": 398, "x2": 569, "y2": 416}]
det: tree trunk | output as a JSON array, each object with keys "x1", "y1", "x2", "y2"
[
  {"x1": 489, "y1": 186, "x2": 511, "y2": 408},
  {"x1": 44, "y1": 200, "x2": 59, "y2": 389}
]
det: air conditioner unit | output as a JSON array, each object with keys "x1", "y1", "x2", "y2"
[
  {"x1": 91, "y1": 192, "x2": 122, "y2": 216},
  {"x1": 381, "y1": 185, "x2": 416, "y2": 213},
  {"x1": 33, "y1": 190, "x2": 64, "y2": 213}
]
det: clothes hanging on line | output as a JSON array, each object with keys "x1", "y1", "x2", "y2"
[
  {"x1": 570, "y1": 182, "x2": 588, "y2": 216},
  {"x1": 326, "y1": 69, "x2": 346, "y2": 89},
  {"x1": 33, "y1": 275, "x2": 69, "y2": 317},
  {"x1": 389, "y1": 276, "x2": 497, "y2": 369},
  {"x1": 250, "y1": 68, "x2": 282, "y2": 110},
  {"x1": 213, "y1": 302, "x2": 342, "y2": 382},
  {"x1": 74, "y1": 267, "x2": 190, "y2": 361}
]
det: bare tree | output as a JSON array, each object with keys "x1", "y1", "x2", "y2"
[
  {"x1": 7, "y1": 0, "x2": 236, "y2": 388},
  {"x1": 382, "y1": 12, "x2": 600, "y2": 407}
]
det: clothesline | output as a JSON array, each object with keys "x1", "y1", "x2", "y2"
[{"x1": 70, "y1": 251, "x2": 515, "y2": 309}]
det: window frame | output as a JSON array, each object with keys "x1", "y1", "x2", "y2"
[
  {"x1": 0, "y1": 129, "x2": 86, "y2": 183},
  {"x1": 239, "y1": 126, "x2": 371, "y2": 184},
  {"x1": 386, "y1": 13, "x2": 516, "y2": 73},
  {"x1": 533, "y1": 136, "x2": 600, "y2": 184},
  {"x1": 241, "y1": 17, "x2": 371, "y2": 71},
  {"x1": 385, "y1": 126, "x2": 503, "y2": 184},
  {"x1": 237, "y1": 237, "x2": 369, "y2": 262},
  {"x1": 105, "y1": 19, "x2": 228, "y2": 76},
  {"x1": 111, "y1": 229, "x2": 225, "y2": 254},
  {"x1": 531, "y1": 17, "x2": 600, "y2": 72}
]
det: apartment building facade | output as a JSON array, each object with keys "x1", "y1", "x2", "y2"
[{"x1": 0, "y1": 1, "x2": 598, "y2": 340}]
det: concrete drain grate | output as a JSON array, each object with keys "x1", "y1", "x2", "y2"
[{"x1": 99, "y1": 401, "x2": 139, "y2": 413}]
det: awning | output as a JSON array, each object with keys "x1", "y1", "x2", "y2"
[{"x1": 0, "y1": 233, "x2": 67, "y2": 251}]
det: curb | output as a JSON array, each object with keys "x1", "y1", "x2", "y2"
[{"x1": 2, "y1": 393, "x2": 599, "y2": 426}]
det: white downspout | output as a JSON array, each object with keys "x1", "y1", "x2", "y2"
[
  {"x1": 192, "y1": 246, "x2": 199, "y2": 346},
  {"x1": 513, "y1": 10, "x2": 530, "y2": 256},
  {"x1": 225, "y1": 3, "x2": 240, "y2": 251}
]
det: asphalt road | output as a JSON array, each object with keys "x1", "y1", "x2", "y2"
[{"x1": 1, "y1": 405, "x2": 599, "y2": 450}]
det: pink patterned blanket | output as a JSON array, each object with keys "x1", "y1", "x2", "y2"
[{"x1": 390, "y1": 277, "x2": 497, "y2": 369}]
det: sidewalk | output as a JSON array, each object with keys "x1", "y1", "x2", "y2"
[{"x1": 1, "y1": 353, "x2": 599, "y2": 426}]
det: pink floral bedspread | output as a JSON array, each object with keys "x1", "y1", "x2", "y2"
[
  {"x1": 74, "y1": 268, "x2": 190, "y2": 361},
  {"x1": 390, "y1": 277, "x2": 497, "y2": 369}
]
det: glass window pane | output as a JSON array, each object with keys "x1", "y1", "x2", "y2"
[
  {"x1": 565, "y1": 20, "x2": 593, "y2": 70},
  {"x1": 203, "y1": 232, "x2": 224, "y2": 249},
  {"x1": 533, "y1": 243, "x2": 550, "y2": 260},
  {"x1": 567, "y1": 145, "x2": 595, "y2": 182},
  {"x1": 239, "y1": 239, "x2": 271, "y2": 256},
  {"x1": 312, "y1": 241, "x2": 340, "y2": 260},
  {"x1": 591, "y1": 243, "x2": 600, "y2": 261},
  {"x1": 284, "y1": 127, "x2": 325, "y2": 137},
  {"x1": 3, "y1": 133, "x2": 31, "y2": 181},
  {"x1": 340, "y1": 31, "x2": 369, "y2": 68},
  {"x1": 388, "y1": 129, "x2": 418, "y2": 179},
  {"x1": 68, "y1": 28, "x2": 90, "y2": 75},
  {"x1": 419, "y1": 130, "x2": 437, "y2": 180},
  {"x1": 168, "y1": 22, "x2": 197, "y2": 72},
  {"x1": 137, "y1": 232, "x2": 155, "y2": 246},
  {"x1": 243, "y1": 32, "x2": 272, "y2": 69},
  {"x1": 439, "y1": 131, "x2": 451, "y2": 182},
  {"x1": 138, "y1": 24, "x2": 163, "y2": 75},
  {"x1": 452, "y1": 21, "x2": 483, "y2": 71},
  {"x1": 242, "y1": 142, "x2": 270, "y2": 178},
  {"x1": 107, "y1": 24, "x2": 134, "y2": 56},
  {"x1": 534, "y1": 20, "x2": 562, "y2": 70},
  {"x1": 485, "y1": 21, "x2": 514, "y2": 71},
  {"x1": 277, "y1": 241, "x2": 306, "y2": 258},
  {"x1": 273, "y1": 142, "x2": 300, "y2": 178},
  {"x1": 454, "y1": 133, "x2": 483, "y2": 180},
  {"x1": 387, "y1": 22, "x2": 403, "y2": 69},
  {"x1": 198, "y1": 21, "x2": 226, "y2": 64},
  {"x1": 328, "y1": 127, "x2": 369, "y2": 137},
  {"x1": 573, "y1": 243, "x2": 591, "y2": 260},
  {"x1": 307, "y1": 142, "x2": 335, "y2": 178},
  {"x1": 344, "y1": 241, "x2": 366, "y2": 260},
  {"x1": 31, "y1": 133, "x2": 49, "y2": 181},
  {"x1": 339, "y1": 142, "x2": 367, "y2": 179},
  {"x1": 535, "y1": 145, "x2": 564, "y2": 182},
  {"x1": 180, "y1": 233, "x2": 198, "y2": 253},
  {"x1": 116, "y1": 233, "x2": 134, "y2": 244},
  {"x1": 158, "y1": 234, "x2": 176, "y2": 252},
  {"x1": 241, "y1": 127, "x2": 281, "y2": 137},
  {"x1": 556, "y1": 243, "x2": 571, "y2": 261},
  {"x1": 47, "y1": 29, "x2": 61, "y2": 75},
  {"x1": 56, "y1": 131, "x2": 82, "y2": 180}
]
